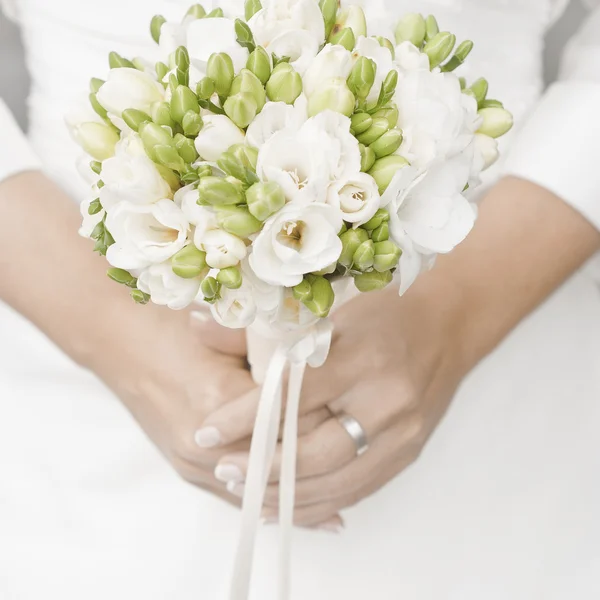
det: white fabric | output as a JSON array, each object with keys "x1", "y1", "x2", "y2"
[
  {"x1": 1, "y1": 1, "x2": 600, "y2": 600},
  {"x1": 0, "y1": 99, "x2": 40, "y2": 181}
]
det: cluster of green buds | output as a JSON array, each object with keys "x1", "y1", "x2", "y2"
[
  {"x1": 322, "y1": 1, "x2": 367, "y2": 49},
  {"x1": 106, "y1": 268, "x2": 150, "y2": 305}
]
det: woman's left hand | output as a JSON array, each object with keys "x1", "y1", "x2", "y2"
[{"x1": 201, "y1": 273, "x2": 472, "y2": 528}]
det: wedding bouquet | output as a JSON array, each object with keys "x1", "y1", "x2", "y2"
[{"x1": 67, "y1": 1, "x2": 512, "y2": 597}]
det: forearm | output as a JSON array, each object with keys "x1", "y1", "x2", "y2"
[{"x1": 426, "y1": 176, "x2": 600, "y2": 370}]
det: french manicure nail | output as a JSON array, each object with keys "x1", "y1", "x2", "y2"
[
  {"x1": 215, "y1": 464, "x2": 244, "y2": 484},
  {"x1": 317, "y1": 523, "x2": 343, "y2": 534},
  {"x1": 194, "y1": 427, "x2": 221, "y2": 448},
  {"x1": 227, "y1": 481, "x2": 245, "y2": 497},
  {"x1": 190, "y1": 310, "x2": 210, "y2": 324}
]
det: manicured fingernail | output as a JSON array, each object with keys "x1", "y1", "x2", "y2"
[
  {"x1": 190, "y1": 310, "x2": 210, "y2": 324},
  {"x1": 227, "y1": 481, "x2": 245, "y2": 497},
  {"x1": 195, "y1": 427, "x2": 221, "y2": 448},
  {"x1": 215, "y1": 464, "x2": 244, "y2": 484},
  {"x1": 317, "y1": 522, "x2": 343, "y2": 534},
  {"x1": 262, "y1": 517, "x2": 278, "y2": 525}
]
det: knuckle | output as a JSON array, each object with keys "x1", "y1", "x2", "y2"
[{"x1": 403, "y1": 414, "x2": 428, "y2": 452}]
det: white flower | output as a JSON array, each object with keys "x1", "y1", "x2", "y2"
[
  {"x1": 210, "y1": 280, "x2": 258, "y2": 329},
  {"x1": 96, "y1": 68, "x2": 165, "y2": 121},
  {"x1": 137, "y1": 262, "x2": 201, "y2": 310},
  {"x1": 199, "y1": 229, "x2": 247, "y2": 269},
  {"x1": 327, "y1": 172, "x2": 380, "y2": 226},
  {"x1": 394, "y1": 41, "x2": 430, "y2": 73},
  {"x1": 249, "y1": 0, "x2": 325, "y2": 50},
  {"x1": 395, "y1": 69, "x2": 479, "y2": 170},
  {"x1": 246, "y1": 97, "x2": 308, "y2": 148},
  {"x1": 256, "y1": 110, "x2": 361, "y2": 204},
  {"x1": 473, "y1": 133, "x2": 499, "y2": 171},
  {"x1": 354, "y1": 37, "x2": 397, "y2": 104},
  {"x1": 303, "y1": 44, "x2": 355, "y2": 99},
  {"x1": 382, "y1": 152, "x2": 476, "y2": 256},
  {"x1": 175, "y1": 185, "x2": 218, "y2": 236},
  {"x1": 268, "y1": 30, "x2": 320, "y2": 75},
  {"x1": 194, "y1": 114, "x2": 245, "y2": 162},
  {"x1": 105, "y1": 200, "x2": 189, "y2": 270},
  {"x1": 99, "y1": 137, "x2": 172, "y2": 211},
  {"x1": 250, "y1": 203, "x2": 343, "y2": 287}
]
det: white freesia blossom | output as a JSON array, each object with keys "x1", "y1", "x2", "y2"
[
  {"x1": 394, "y1": 41, "x2": 431, "y2": 72},
  {"x1": 96, "y1": 68, "x2": 165, "y2": 122},
  {"x1": 211, "y1": 283, "x2": 259, "y2": 329},
  {"x1": 327, "y1": 172, "x2": 380, "y2": 226},
  {"x1": 246, "y1": 97, "x2": 308, "y2": 148},
  {"x1": 354, "y1": 37, "x2": 397, "y2": 104},
  {"x1": 199, "y1": 229, "x2": 247, "y2": 269},
  {"x1": 174, "y1": 185, "x2": 218, "y2": 237},
  {"x1": 250, "y1": 0, "x2": 325, "y2": 50},
  {"x1": 105, "y1": 199, "x2": 189, "y2": 270},
  {"x1": 268, "y1": 30, "x2": 320, "y2": 75},
  {"x1": 99, "y1": 136, "x2": 172, "y2": 211},
  {"x1": 303, "y1": 44, "x2": 355, "y2": 99},
  {"x1": 382, "y1": 153, "x2": 476, "y2": 256},
  {"x1": 257, "y1": 110, "x2": 361, "y2": 204},
  {"x1": 250, "y1": 203, "x2": 343, "y2": 287},
  {"x1": 194, "y1": 114, "x2": 245, "y2": 162},
  {"x1": 137, "y1": 262, "x2": 201, "y2": 310},
  {"x1": 473, "y1": 133, "x2": 500, "y2": 171},
  {"x1": 395, "y1": 69, "x2": 479, "y2": 170}
]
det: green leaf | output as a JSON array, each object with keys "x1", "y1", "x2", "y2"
[
  {"x1": 235, "y1": 19, "x2": 256, "y2": 53},
  {"x1": 88, "y1": 199, "x2": 103, "y2": 215}
]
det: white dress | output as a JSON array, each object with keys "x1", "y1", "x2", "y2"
[{"x1": 1, "y1": 1, "x2": 600, "y2": 599}]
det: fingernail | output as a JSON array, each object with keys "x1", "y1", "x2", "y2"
[
  {"x1": 190, "y1": 310, "x2": 210, "y2": 324},
  {"x1": 317, "y1": 523, "x2": 343, "y2": 534},
  {"x1": 215, "y1": 464, "x2": 244, "y2": 484},
  {"x1": 195, "y1": 427, "x2": 221, "y2": 448},
  {"x1": 227, "y1": 481, "x2": 245, "y2": 497},
  {"x1": 262, "y1": 517, "x2": 278, "y2": 525}
]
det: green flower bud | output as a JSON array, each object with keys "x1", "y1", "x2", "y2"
[
  {"x1": 122, "y1": 108, "x2": 151, "y2": 132},
  {"x1": 154, "y1": 145, "x2": 186, "y2": 171},
  {"x1": 362, "y1": 208, "x2": 390, "y2": 231},
  {"x1": 156, "y1": 165, "x2": 181, "y2": 190},
  {"x1": 469, "y1": 78, "x2": 488, "y2": 105},
  {"x1": 477, "y1": 107, "x2": 513, "y2": 138},
  {"x1": 369, "y1": 155, "x2": 410, "y2": 193},
  {"x1": 331, "y1": 6, "x2": 367, "y2": 40},
  {"x1": 302, "y1": 275, "x2": 335, "y2": 318},
  {"x1": 207, "y1": 52, "x2": 235, "y2": 96},
  {"x1": 197, "y1": 176, "x2": 244, "y2": 206},
  {"x1": 347, "y1": 57, "x2": 377, "y2": 102},
  {"x1": 217, "y1": 266, "x2": 243, "y2": 289},
  {"x1": 369, "y1": 70, "x2": 398, "y2": 111},
  {"x1": 185, "y1": 4, "x2": 207, "y2": 20},
  {"x1": 182, "y1": 111, "x2": 203, "y2": 137},
  {"x1": 370, "y1": 129, "x2": 403, "y2": 158},
  {"x1": 217, "y1": 154, "x2": 247, "y2": 181},
  {"x1": 371, "y1": 221, "x2": 389, "y2": 242},
  {"x1": 338, "y1": 228, "x2": 369, "y2": 267},
  {"x1": 107, "y1": 268, "x2": 138, "y2": 288},
  {"x1": 353, "y1": 239, "x2": 375, "y2": 271},
  {"x1": 89, "y1": 93, "x2": 108, "y2": 119},
  {"x1": 174, "y1": 133, "x2": 199, "y2": 164},
  {"x1": 201, "y1": 276, "x2": 221, "y2": 300},
  {"x1": 246, "y1": 181, "x2": 286, "y2": 221},
  {"x1": 351, "y1": 113, "x2": 373, "y2": 135},
  {"x1": 108, "y1": 51, "x2": 134, "y2": 69},
  {"x1": 371, "y1": 106, "x2": 399, "y2": 129},
  {"x1": 459, "y1": 77, "x2": 467, "y2": 90},
  {"x1": 77, "y1": 123, "x2": 120, "y2": 161},
  {"x1": 151, "y1": 102, "x2": 175, "y2": 128},
  {"x1": 423, "y1": 32, "x2": 456, "y2": 69},
  {"x1": 292, "y1": 278, "x2": 313, "y2": 302},
  {"x1": 171, "y1": 244, "x2": 208, "y2": 279},
  {"x1": 479, "y1": 99, "x2": 504, "y2": 109},
  {"x1": 156, "y1": 61, "x2": 170, "y2": 82},
  {"x1": 90, "y1": 161, "x2": 102, "y2": 176},
  {"x1": 235, "y1": 19, "x2": 256, "y2": 53},
  {"x1": 308, "y1": 78, "x2": 355, "y2": 117},
  {"x1": 247, "y1": 47, "x2": 272, "y2": 85},
  {"x1": 375, "y1": 36, "x2": 396, "y2": 58},
  {"x1": 441, "y1": 40, "x2": 474, "y2": 72},
  {"x1": 90, "y1": 78, "x2": 105, "y2": 94},
  {"x1": 354, "y1": 269, "x2": 393, "y2": 292},
  {"x1": 229, "y1": 144, "x2": 259, "y2": 171},
  {"x1": 425, "y1": 15, "x2": 439, "y2": 42},
  {"x1": 224, "y1": 92, "x2": 258, "y2": 129},
  {"x1": 356, "y1": 117, "x2": 389, "y2": 145},
  {"x1": 359, "y1": 144, "x2": 376, "y2": 172},
  {"x1": 231, "y1": 68, "x2": 266, "y2": 110},
  {"x1": 312, "y1": 263, "x2": 337, "y2": 276},
  {"x1": 217, "y1": 206, "x2": 262, "y2": 238},
  {"x1": 373, "y1": 240, "x2": 401, "y2": 272},
  {"x1": 329, "y1": 27, "x2": 356, "y2": 51},
  {"x1": 394, "y1": 13, "x2": 426, "y2": 47},
  {"x1": 171, "y1": 85, "x2": 199, "y2": 124},
  {"x1": 206, "y1": 8, "x2": 224, "y2": 18},
  {"x1": 175, "y1": 46, "x2": 190, "y2": 86},
  {"x1": 266, "y1": 63, "x2": 303, "y2": 104},
  {"x1": 196, "y1": 77, "x2": 216, "y2": 100},
  {"x1": 320, "y1": 0, "x2": 338, "y2": 38},
  {"x1": 245, "y1": 0, "x2": 262, "y2": 20},
  {"x1": 139, "y1": 122, "x2": 174, "y2": 161},
  {"x1": 131, "y1": 289, "x2": 151, "y2": 304}
]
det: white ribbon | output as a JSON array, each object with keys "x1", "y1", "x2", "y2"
[{"x1": 229, "y1": 320, "x2": 333, "y2": 600}]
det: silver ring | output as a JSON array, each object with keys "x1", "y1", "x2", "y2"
[{"x1": 336, "y1": 413, "x2": 369, "y2": 457}]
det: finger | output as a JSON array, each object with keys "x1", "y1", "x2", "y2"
[
  {"x1": 263, "y1": 511, "x2": 345, "y2": 534},
  {"x1": 189, "y1": 309, "x2": 247, "y2": 357}
]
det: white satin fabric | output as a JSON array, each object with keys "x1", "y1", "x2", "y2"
[{"x1": 1, "y1": 1, "x2": 600, "y2": 599}]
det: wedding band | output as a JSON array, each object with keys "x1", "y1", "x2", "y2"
[{"x1": 336, "y1": 413, "x2": 369, "y2": 457}]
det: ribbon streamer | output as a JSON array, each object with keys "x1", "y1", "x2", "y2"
[{"x1": 229, "y1": 321, "x2": 333, "y2": 600}]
